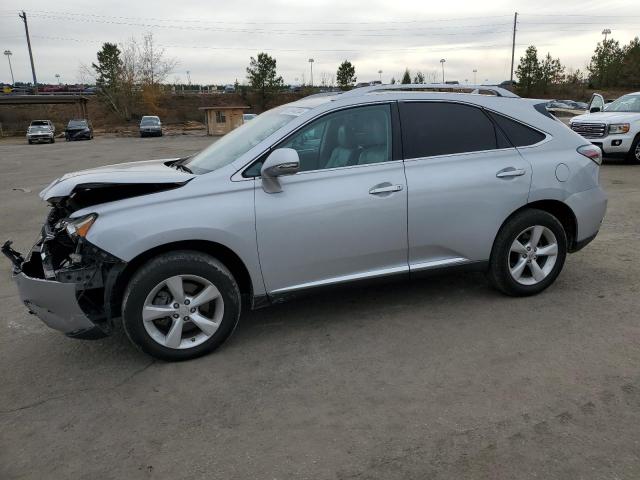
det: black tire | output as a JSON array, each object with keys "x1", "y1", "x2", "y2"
[
  {"x1": 122, "y1": 251, "x2": 241, "y2": 361},
  {"x1": 626, "y1": 135, "x2": 640, "y2": 164},
  {"x1": 487, "y1": 209, "x2": 567, "y2": 297},
  {"x1": 28, "y1": 139, "x2": 33, "y2": 144},
  {"x1": 50, "y1": 137, "x2": 55, "y2": 144}
]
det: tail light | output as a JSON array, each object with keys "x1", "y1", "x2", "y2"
[{"x1": 577, "y1": 144, "x2": 602, "y2": 165}]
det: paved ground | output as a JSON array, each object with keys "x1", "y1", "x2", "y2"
[{"x1": 1, "y1": 135, "x2": 639, "y2": 480}]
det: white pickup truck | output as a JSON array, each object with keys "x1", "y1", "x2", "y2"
[{"x1": 569, "y1": 92, "x2": 640, "y2": 164}]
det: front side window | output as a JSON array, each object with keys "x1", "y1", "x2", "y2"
[
  {"x1": 399, "y1": 102, "x2": 507, "y2": 159},
  {"x1": 186, "y1": 105, "x2": 308, "y2": 174},
  {"x1": 280, "y1": 104, "x2": 392, "y2": 172},
  {"x1": 215, "y1": 111, "x2": 226, "y2": 123}
]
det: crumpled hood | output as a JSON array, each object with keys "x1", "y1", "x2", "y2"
[
  {"x1": 40, "y1": 158, "x2": 195, "y2": 200},
  {"x1": 571, "y1": 111, "x2": 640, "y2": 124}
]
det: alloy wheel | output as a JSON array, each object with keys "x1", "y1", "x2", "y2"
[
  {"x1": 508, "y1": 225, "x2": 558, "y2": 286},
  {"x1": 142, "y1": 274, "x2": 224, "y2": 349}
]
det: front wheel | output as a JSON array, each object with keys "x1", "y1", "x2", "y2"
[
  {"x1": 122, "y1": 251, "x2": 241, "y2": 361},
  {"x1": 488, "y1": 209, "x2": 567, "y2": 296},
  {"x1": 626, "y1": 135, "x2": 640, "y2": 164}
]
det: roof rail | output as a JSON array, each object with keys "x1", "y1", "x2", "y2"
[{"x1": 338, "y1": 83, "x2": 520, "y2": 99}]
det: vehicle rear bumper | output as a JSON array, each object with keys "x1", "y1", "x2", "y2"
[{"x1": 565, "y1": 186, "x2": 607, "y2": 247}]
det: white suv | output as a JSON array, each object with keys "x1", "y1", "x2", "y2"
[{"x1": 570, "y1": 92, "x2": 640, "y2": 163}]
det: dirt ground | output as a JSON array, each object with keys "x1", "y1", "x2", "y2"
[{"x1": 1, "y1": 135, "x2": 639, "y2": 480}]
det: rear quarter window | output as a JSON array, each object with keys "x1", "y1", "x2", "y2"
[{"x1": 486, "y1": 111, "x2": 546, "y2": 147}]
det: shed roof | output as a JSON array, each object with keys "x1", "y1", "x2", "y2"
[{"x1": 198, "y1": 106, "x2": 250, "y2": 111}]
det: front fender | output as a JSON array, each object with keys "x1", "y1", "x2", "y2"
[{"x1": 83, "y1": 177, "x2": 265, "y2": 296}]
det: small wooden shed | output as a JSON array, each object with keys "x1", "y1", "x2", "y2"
[{"x1": 199, "y1": 106, "x2": 249, "y2": 136}]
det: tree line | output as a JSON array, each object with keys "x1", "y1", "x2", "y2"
[{"x1": 516, "y1": 36, "x2": 640, "y2": 97}]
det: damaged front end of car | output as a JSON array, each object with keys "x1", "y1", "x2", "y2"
[
  {"x1": 3, "y1": 205, "x2": 125, "y2": 339},
  {"x1": 2, "y1": 158, "x2": 195, "y2": 339}
]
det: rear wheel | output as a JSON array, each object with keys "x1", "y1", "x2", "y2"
[
  {"x1": 626, "y1": 135, "x2": 640, "y2": 164},
  {"x1": 122, "y1": 251, "x2": 241, "y2": 361},
  {"x1": 488, "y1": 209, "x2": 567, "y2": 296}
]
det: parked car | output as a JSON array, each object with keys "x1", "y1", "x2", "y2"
[
  {"x1": 3, "y1": 84, "x2": 607, "y2": 361},
  {"x1": 559, "y1": 100, "x2": 587, "y2": 110},
  {"x1": 30, "y1": 119, "x2": 55, "y2": 134},
  {"x1": 65, "y1": 119, "x2": 93, "y2": 141},
  {"x1": 243, "y1": 113, "x2": 257, "y2": 123},
  {"x1": 223, "y1": 84, "x2": 236, "y2": 93},
  {"x1": 26, "y1": 122, "x2": 55, "y2": 144},
  {"x1": 139, "y1": 115, "x2": 163, "y2": 137},
  {"x1": 570, "y1": 92, "x2": 640, "y2": 163}
]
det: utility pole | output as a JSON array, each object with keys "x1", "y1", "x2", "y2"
[
  {"x1": 602, "y1": 28, "x2": 611, "y2": 42},
  {"x1": 473, "y1": 69, "x2": 477, "y2": 85},
  {"x1": 440, "y1": 59, "x2": 446, "y2": 83},
  {"x1": 510, "y1": 12, "x2": 518, "y2": 84},
  {"x1": 3, "y1": 50, "x2": 14, "y2": 85},
  {"x1": 19, "y1": 11, "x2": 38, "y2": 93}
]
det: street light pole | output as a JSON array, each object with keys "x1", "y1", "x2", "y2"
[
  {"x1": 3, "y1": 50, "x2": 14, "y2": 85},
  {"x1": 308, "y1": 58, "x2": 314, "y2": 87},
  {"x1": 378, "y1": 69, "x2": 383, "y2": 82},
  {"x1": 440, "y1": 59, "x2": 446, "y2": 83},
  {"x1": 473, "y1": 69, "x2": 477, "y2": 85}
]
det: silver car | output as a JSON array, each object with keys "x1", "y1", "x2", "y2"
[
  {"x1": 139, "y1": 115, "x2": 163, "y2": 137},
  {"x1": 3, "y1": 84, "x2": 607, "y2": 361}
]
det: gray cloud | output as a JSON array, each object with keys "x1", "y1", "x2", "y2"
[{"x1": 1, "y1": 0, "x2": 639, "y2": 86}]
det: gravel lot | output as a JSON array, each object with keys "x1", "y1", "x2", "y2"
[{"x1": 1, "y1": 135, "x2": 639, "y2": 480}]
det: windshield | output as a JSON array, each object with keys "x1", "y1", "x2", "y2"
[
  {"x1": 141, "y1": 117, "x2": 160, "y2": 125},
  {"x1": 31, "y1": 121, "x2": 49, "y2": 126},
  {"x1": 185, "y1": 106, "x2": 308, "y2": 174},
  {"x1": 68, "y1": 120, "x2": 87, "y2": 128},
  {"x1": 605, "y1": 94, "x2": 640, "y2": 112}
]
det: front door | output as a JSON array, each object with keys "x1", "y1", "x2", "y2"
[
  {"x1": 254, "y1": 103, "x2": 408, "y2": 295},
  {"x1": 589, "y1": 93, "x2": 605, "y2": 113}
]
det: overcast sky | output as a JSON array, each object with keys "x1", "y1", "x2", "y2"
[{"x1": 1, "y1": 0, "x2": 639, "y2": 86}]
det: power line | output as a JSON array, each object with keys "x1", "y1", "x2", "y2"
[
  {"x1": 26, "y1": 12, "x2": 514, "y2": 36},
  {"x1": 26, "y1": 10, "x2": 515, "y2": 25}
]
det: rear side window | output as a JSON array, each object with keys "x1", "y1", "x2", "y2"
[
  {"x1": 486, "y1": 111, "x2": 546, "y2": 147},
  {"x1": 399, "y1": 102, "x2": 508, "y2": 158}
]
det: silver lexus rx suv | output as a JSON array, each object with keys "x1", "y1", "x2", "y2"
[{"x1": 3, "y1": 84, "x2": 607, "y2": 361}]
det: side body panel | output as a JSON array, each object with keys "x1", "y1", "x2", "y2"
[
  {"x1": 254, "y1": 161, "x2": 408, "y2": 294},
  {"x1": 405, "y1": 148, "x2": 532, "y2": 266},
  {"x1": 81, "y1": 172, "x2": 267, "y2": 297}
]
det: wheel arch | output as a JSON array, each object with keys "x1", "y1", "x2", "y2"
[
  {"x1": 498, "y1": 199, "x2": 578, "y2": 251},
  {"x1": 107, "y1": 240, "x2": 259, "y2": 321}
]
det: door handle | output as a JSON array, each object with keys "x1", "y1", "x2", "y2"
[
  {"x1": 369, "y1": 184, "x2": 403, "y2": 195},
  {"x1": 496, "y1": 167, "x2": 526, "y2": 178}
]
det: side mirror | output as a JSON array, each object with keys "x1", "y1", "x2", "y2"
[
  {"x1": 590, "y1": 107, "x2": 601, "y2": 113},
  {"x1": 260, "y1": 148, "x2": 300, "y2": 194}
]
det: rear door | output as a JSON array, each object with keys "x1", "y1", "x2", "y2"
[{"x1": 400, "y1": 101, "x2": 534, "y2": 270}]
